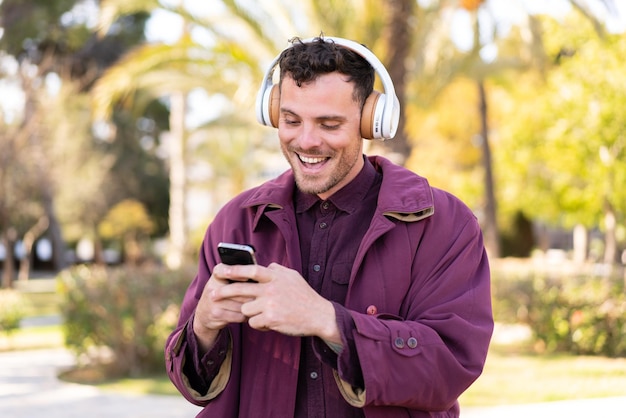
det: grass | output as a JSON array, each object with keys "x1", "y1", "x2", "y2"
[
  {"x1": 5, "y1": 284, "x2": 626, "y2": 405},
  {"x1": 22, "y1": 291, "x2": 61, "y2": 317},
  {"x1": 7, "y1": 321, "x2": 626, "y2": 404},
  {"x1": 94, "y1": 374, "x2": 179, "y2": 396},
  {"x1": 0, "y1": 324, "x2": 64, "y2": 351},
  {"x1": 16, "y1": 279, "x2": 61, "y2": 317},
  {"x1": 459, "y1": 341, "x2": 626, "y2": 407}
]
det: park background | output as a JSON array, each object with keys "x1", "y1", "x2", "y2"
[{"x1": 2, "y1": 0, "x2": 626, "y2": 411}]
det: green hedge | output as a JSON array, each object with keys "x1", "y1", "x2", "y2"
[
  {"x1": 57, "y1": 259, "x2": 626, "y2": 378},
  {"x1": 58, "y1": 264, "x2": 194, "y2": 378},
  {"x1": 492, "y1": 260, "x2": 626, "y2": 357},
  {"x1": 0, "y1": 289, "x2": 29, "y2": 336}
]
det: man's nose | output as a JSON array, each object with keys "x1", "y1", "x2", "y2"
[{"x1": 297, "y1": 123, "x2": 322, "y2": 148}]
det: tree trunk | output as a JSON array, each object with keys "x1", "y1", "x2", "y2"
[
  {"x1": 41, "y1": 187, "x2": 67, "y2": 271},
  {"x1": 166, "y1": 91, "x2": 188, "y2": 269},
  {"x1": 477, "y1": 80, "x2": 500, "y2": 258},
  {"x1": 20, "y1": 55, "x2": 67, "y2": 273},
  {"x1": 603, "y1": 203, "x2": 617, "y2": 264},
  {"x1": 377, "y1": 0, "x2": 413, "y2": 165},
  {"x1": 1, "y1": 229, "x2": 17, "y2": 288},
  {"x1": 18, "y1": 215, "x2": 49, "y2": 281},
  {"x1": 572, "y1": 224, "x2": 588, "y2": 264}
]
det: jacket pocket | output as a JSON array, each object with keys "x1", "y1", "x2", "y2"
[{"x1": 329, "y1": 262, "x2": 351, "y2": 303}]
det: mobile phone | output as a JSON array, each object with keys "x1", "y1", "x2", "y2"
[{"x1": 217, "y1": 242, "x2": 257, "y2": 265}]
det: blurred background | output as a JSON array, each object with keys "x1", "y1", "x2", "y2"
[{"x1": 1, "y1": 0, "x2": 626, "y2": 410}]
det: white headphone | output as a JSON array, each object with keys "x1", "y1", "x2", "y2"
[{"x1": 255, "y1": 36, "x2": 400, "y2": 141}]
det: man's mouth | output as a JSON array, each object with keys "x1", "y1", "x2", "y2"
[{"x1": 298, "y1": 154, "x2": 328, "y2": 165}]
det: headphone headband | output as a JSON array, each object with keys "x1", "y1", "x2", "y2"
[{"x1": 255, "y1": 36, "x2": 400, "y2": 140}]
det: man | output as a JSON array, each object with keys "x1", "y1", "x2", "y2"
[{"x1": 165, "y1": 36, "x2": 493, "y2": 418}]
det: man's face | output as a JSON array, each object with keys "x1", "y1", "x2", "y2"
[{"x1": 277, "y1": 72, "x2": 364, "y2": 200}]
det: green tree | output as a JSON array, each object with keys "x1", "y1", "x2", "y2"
[
  {"x1": 92, "y1": 0, "x2": 622, "y2": 265},
  {"x1": 497, "y1": 14, "x2": 626, "y2": 262},
  {"x1": 92, "y1": 0, "x2": 486, "y2": 264},
  {"x1": 0, "y1": 0, "x2": 162, "y2": 285},
  {"x1": 99, "y1": 199, "x2": 155, "y2": 264},
  {"x1": 404, "y1": 0, "x2": 619, "y2": 258},
  {"x1": 93, "y1": 0, "x2": 269, "y2": 267},
  {"x1": 0, "y1": 0, "x2": 150, "y2": 285},
  {"x1": 0, "y1": 0, "x2": 93, "y2": 284}
]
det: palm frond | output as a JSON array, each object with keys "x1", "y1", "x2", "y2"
[{"x1": 98, "y1": 0, "x2": 161, "y2": 36}]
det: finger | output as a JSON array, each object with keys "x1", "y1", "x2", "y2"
[
  {"x1": 195, "y1": 298, "x2": 246, "y2": 331},
  {"x1": 220, "y1": 307, "x2": 248, "y2": 323},
  {"x1": 247, "y1": 314, "x2": 270, "y2": 331},
  {"x1": 209, "y1": 307, "x2": 248, "y2": 325},
  {"x1": 213, "y1": 263, "x2": 266, "y2": 283},
  {"x1": 267, "y1": 262, "x2": 286, "y2": 271},
  {"x1": 221, "y1": 263, "x2": 275, "y2": 284},
  {"x1": 213, "y1": 282, "x2": 261, "y2": 301},
  {"x1": 240, "y1": 298, "x2": 262, "y2": 319}
]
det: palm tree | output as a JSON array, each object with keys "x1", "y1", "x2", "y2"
[
  {"x1": 92, "y1": 0, "x2": 390, "y2": 267},
  {"x1": 430, "y1": 0, "x2": 618, "y2": 258},
  {"x1": 93, "y1": 1, "x2": 269, "y2": 267}
]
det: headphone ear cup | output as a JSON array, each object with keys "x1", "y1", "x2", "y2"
[
  {"x1": 360, "y1": 91, "x2": 384, "y2": 139},
  {"x1": 268, "y1": 84, "x2": 280, "y2": 128}
]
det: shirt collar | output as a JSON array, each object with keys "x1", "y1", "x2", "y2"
[{"x1": 295, "y1": 155, "x2": 378, "y2": 214}]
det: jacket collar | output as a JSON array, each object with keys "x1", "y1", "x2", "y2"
[
  {"x1": 369, "y1": 156, "x2": 435, "y2": 222},
  {"x1": 240, "y1": 155, "x2": 435, "y2": 223}
]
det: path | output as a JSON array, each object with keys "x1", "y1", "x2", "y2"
[{"x1": 0, "y1": 348, "x2": 202, "y2": 418}]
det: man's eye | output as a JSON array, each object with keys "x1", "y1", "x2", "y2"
[
  {"x1": 284, "y1": 119, "x2": 300, "y2": 126},
  {"x1": 321, "y1": 123, "x2": 340, "y2": 130}
]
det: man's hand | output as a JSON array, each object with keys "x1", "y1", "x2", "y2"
[
  {"x1": 192, "y1": 263, "x2": 252, "y2": 353},
  {"x1": 214, "y1": 263, "x2": 342, "y2": 346}
]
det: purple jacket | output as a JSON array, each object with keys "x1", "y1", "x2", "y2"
[{"x1": 165, "y1": 155, "x2": 493, "y2": 418}]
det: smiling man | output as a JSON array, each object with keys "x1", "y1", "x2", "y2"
[
  {"x1": 165, "y1": 36, "x2": 493, "y2": 418},
  {"x1": 279, "y1": 72, "x2": 364, "y2": 200}
]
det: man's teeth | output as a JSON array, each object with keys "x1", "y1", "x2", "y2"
[{"x1": 299, "y1": 155, "x2": 326, "y2": 164}]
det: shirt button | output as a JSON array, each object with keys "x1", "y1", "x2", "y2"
[
  {"x1": 313, "y1": 264, "x2": 321, "y2": 272},
  {"x1": 366, "y1": 305, "x2": 378, "y2": 315},
  {"x1": 322, "y1": 202, "x2": 330, "y2": 209},
  {"x1": 319, "y1": 222, "x2": 328, "y2": 229},
  {"x1": 407, "y1": 337, "x2": 418, "y2": 349},
  {"x1": 310, "y1": 371, "x2": 319, "y2": 379},
  {"x1": 394, "y1": 337, "x2": 405, "y2": 349}
]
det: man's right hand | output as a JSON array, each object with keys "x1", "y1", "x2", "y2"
[{"x1": 192, "y1": 263, "x2": 253, "y2": 353}]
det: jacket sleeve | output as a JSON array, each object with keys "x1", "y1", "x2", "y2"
[
  {"x1": 165, "y1": 234, "x2": 234, "y2": 405},
  {"x1": 341, "y1": 202, "x2": 493, "y2": 411}
]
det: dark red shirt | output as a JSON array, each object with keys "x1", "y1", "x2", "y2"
[
  {"x1": 294, "y1": 156, "x2": 381, "y2": 418},
  {"x1": 184, "y1": 157, "x2": 381, "y2": 417}
]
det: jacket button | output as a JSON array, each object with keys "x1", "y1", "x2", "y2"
[
  {"x1": 366, "y1": 305, "x2": 377, "y2": 315},
  {"x1": 394, "y1": 337, "x2": 405, "y2": 349},
  {"x1": 407, "y1": 337, "x2": 418, "y2": 349}
]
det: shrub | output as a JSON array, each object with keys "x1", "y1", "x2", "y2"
[
  {"x1": 57, "y1": 263, "x2": 194, "y2": 378},
  {"x1": 0, "y1": 289, "x2": 29, "y2": 336},
  {"x1": 491, "y1": 260, "x2": 626, "y2": 357},
  {"x1": 527, "y1": 275, "x2": 626, "y2": 356}
]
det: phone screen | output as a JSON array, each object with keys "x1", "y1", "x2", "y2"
[{"x1": 217, "y1": 242, "x2": 257, "y2": 265}]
